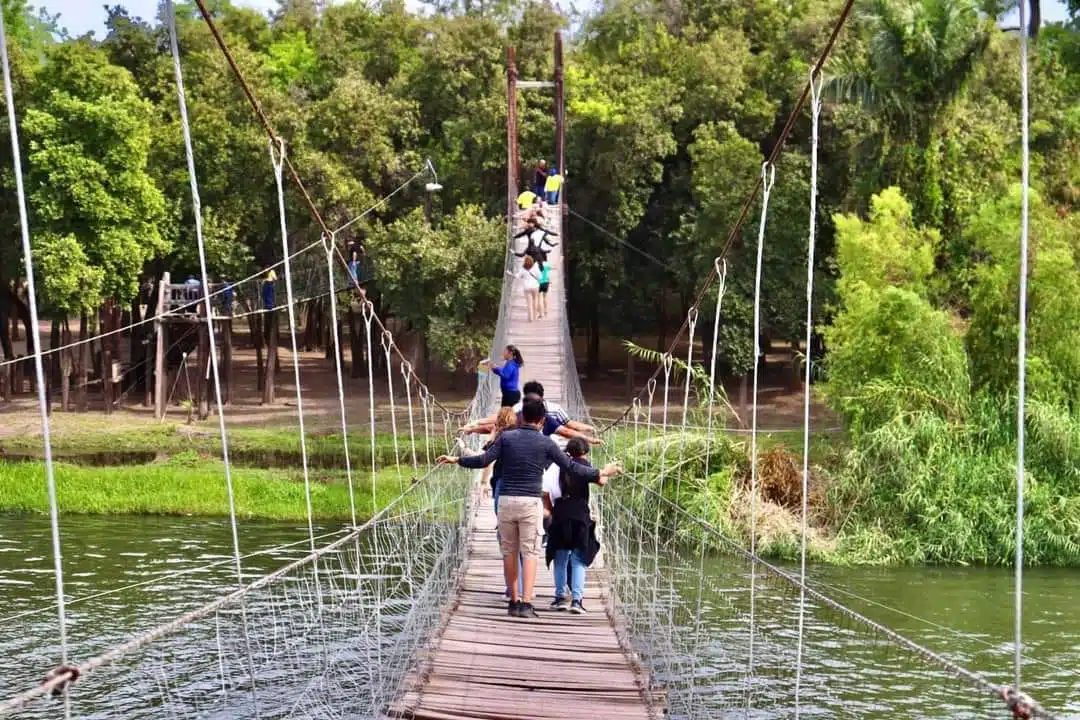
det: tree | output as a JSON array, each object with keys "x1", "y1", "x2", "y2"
[
  {"x1": 966, "y1": 185, "x2": 1080, "y2": 407},
  {"x1": 367, "y1": 205, "x2": 504, "y2": 369},
  {"x1": 824, "y1": 188, "x2": 968, "y2": 432},
  {"x1": 21, "y1": 41, "x2": 167, "y2": 314},
  {"x1": 830, "y1": 0, "x2": 992, "y2": 225}
]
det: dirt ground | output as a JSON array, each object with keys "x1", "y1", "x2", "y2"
[{"x1": 0, "y1": 321, "x2": 834, "y2": 439}]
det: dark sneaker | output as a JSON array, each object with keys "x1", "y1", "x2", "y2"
[
  {"x1": 517, "y1": 602, "x2": 539, "y2": 619},
  {"x1": 507, "y1": 600, "x2": 520, "y2": 617},
  {"x1": 569, "y1": 600, "x2": 587, "y2": 615},
  {"x1": 550, "y1": 596, "x2": 570, "y2": 611}
]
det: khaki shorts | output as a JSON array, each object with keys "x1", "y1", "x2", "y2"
[{"x1": 497, "y1": 495, "x2": 543, "y2": 559}]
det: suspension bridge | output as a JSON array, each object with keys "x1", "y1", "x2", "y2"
[{"x1": 0, "y1": 0, "x2": 1068, "y2": 718}]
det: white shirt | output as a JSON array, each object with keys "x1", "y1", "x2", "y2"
[
  {"x1": 513, "y1": 263, "x2": 542, "y2": 291},
  {"x1": 512, "y1": 399, "x2": 569, "y2": 424},
  {"x1": 542, "y1": 462, "x2": 562, "y2": 502}
]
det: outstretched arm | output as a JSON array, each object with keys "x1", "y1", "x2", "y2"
[
  {"x1": 440, "y1": 435, "x2": 504, "y2": 469},
  {"x1": 555, "y1": 424, "x2": 602, "y2": 445}
]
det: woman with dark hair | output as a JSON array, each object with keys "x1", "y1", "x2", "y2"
[
  {"x1": 481, "y1": 345, "x2": 524, "y2": 407},
  {"x1": 544, "y1": 437, "x2": 605, "y2": 614}
]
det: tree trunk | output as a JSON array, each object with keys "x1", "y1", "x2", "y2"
[
  {"x1": 250, "y1": 312, "x2": 265, "y2": 392},
  {"x1": 1029, "y1": 0, "x2": 1040, "y2": 38},
  {"x1": 348, "y1": 305, "x2": 363, "y2": 379},
  {"x1": 738, "y1": 373, "x2": 748, "y2": 428},
  {"x1": 77, "y1": 313, "x2": 88, "y2": 412},
  {"x1": 49, "y1": 319, "x2": 61, "y2": 395}
]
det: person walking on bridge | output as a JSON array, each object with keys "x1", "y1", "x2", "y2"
[
  {"x1": 533, "y1": 159, "x2": 548, "y2": 197},
  {"x1": 480, "y1": 344, "x2": 524, "y2": 407},
  {"x1": 438, "y1": 399, "x2": 620, "y2": 619}
]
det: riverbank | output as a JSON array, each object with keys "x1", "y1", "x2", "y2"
[
  {"x1": 0, "y1": 454, "x2": 414, "y2": 520},
  {"x1": 0, "y1": 423, "x2": 432, "y2": 520}
]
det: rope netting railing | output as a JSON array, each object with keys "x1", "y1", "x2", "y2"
[
  {"x1": 0, "y1": 0, "x2": 475, "y2": 716},
  {"x1": 577, "y1": 0, "x2": 1063, "y2": 716}
]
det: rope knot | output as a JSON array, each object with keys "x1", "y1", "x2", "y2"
[
  {"x1": 646, "y1": 377, "x2": 657, "y2": 399},
  {"x1": 686, "y1": 306, "x2": 699, "y2": 328},
  {"x1": 1000, "y1": 687, "x2": 1035, "y2": 719},
  {"x1": 42, "y1": 665, "x2": 79, "y2": 697},
  {"x1": 400, "y1": 360, "x2": 413, "y2": 380},
  {"x1": 380, "y1": 329, "x2": 393, "y2": 355},
  {"x1": 661, "y1": 353, "x2": 674, "y2": 375}
]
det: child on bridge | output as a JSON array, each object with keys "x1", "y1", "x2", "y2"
[{"x1": 545, "y1": 437, "x2": 603, "y2": 614}]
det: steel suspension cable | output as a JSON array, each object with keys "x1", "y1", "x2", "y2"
[
  {"x1": 0, "y1": 10, "x2": 70, "y2": 714},
  {"x1": 166, "y1": 5, "x2": 261, "y2": 710},
  {"x1": 746, "y1": 162, "x2": 777, "y2": 702},
  {"x1": 1015, "y1": 0, "x2": 1031, "y2": 693},
  {"x1": 270, "y1": 139, "x2": 321, "y2": 607},
  {"x1": 795, "y1": 70, "x2": 825, "y2": 716}
]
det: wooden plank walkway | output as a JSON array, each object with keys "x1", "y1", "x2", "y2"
[{"x1": 387, "y1": 218, "x2": 656, "y2": 719}]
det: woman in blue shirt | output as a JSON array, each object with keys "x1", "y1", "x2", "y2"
[{"x1": 481, "y1": 344, "x2": 524, "y2": 407}]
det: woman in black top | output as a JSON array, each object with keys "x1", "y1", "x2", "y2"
[{"x1": 544, "y1": 437, "x2": 605, "y2": 614}]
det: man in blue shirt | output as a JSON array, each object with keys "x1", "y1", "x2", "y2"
[{"x1": 438, "y1": 399, "x2": 620, "y2": 618}]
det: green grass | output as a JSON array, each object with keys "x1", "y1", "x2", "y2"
[
  {"x1": 0, "y1": 424, "x2": 426, "y2": 470},
  {"x1": 0, "y1": 454, "x2": 419, "y2": 521}
]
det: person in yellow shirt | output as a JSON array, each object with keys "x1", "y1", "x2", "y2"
[
  {"x1": 517, "y1": 190, "x2": 538, "y2": 210},
  {"x1": 544, "y1": 168, "x2": 563, "y2": 205}
]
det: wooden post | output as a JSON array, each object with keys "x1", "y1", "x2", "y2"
[
  {"x1": 262, "y1": 310, "x2": 277, "y2": 404},
  {"x1": 738, "y1": 373, "x2": 748, "y2": 428},
  {"x1": 507, "y1": 46, "x2": 519, "y2": 227},
  {"x1": 223, "y1": 319, "x2": 233, "y2": 406},
  {"x1": 102, "y1": 342, "x2": 113, "y2": 416},
  {"x1": 154, "y1": 272, "x2": 169, "y2": 419},
  {"x1": 76, "y1": 315, "x2": 88, "y2": 412},
  {"x1": 554, "y1": 30, "x2": 566, "y2": 239},
  {"x1": 60, "y1": 323, "x2": 71, "y2": 411},
  {"x1": 252, "y1": 312, "x2": 265, "y2": 392},
  {"x1": 195, "y1": 322, "x2": 208, "y2": 420}
]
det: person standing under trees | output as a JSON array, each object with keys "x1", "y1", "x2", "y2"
[
  {"x1": 480, "y1": 344, "x2": 524, "y2": 407},
  {"x1": 533, "y1": 159, "x2": 547, "y2": 197},
  {"x1": 545, "y1": 437, "x2": 604, "y2": 614},
  {"x1": 437, "y1": 399, "x2": 620, "y2": 619},
  {"x1": 544, "y1": 166, "x2": 563, "y2": 206}
]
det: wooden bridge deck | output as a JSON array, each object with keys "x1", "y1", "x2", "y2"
[{"x1": 387, "y1": 219, "x2": 656, "y2": 719}]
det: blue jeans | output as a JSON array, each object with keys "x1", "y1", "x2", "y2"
[
  {"x1": 546, "y1": 190, "x2": 559, "y2": 205},
  {"x1": 553, "y1": 548, "x2": 586, "y2": 601},
  {"x1": 493, "y1": 480, "x2": 524, "y2": 596}
]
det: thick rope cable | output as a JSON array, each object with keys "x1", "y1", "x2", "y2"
[
  {"x1": 402, "y1": 361, "x2": 420, "y2": 472},
  {"x1": 0, "y1": 11, "x2": 71, "y2": 712},
  {"x1": 382, "y1": 331, "x2": 405, "y2": 493},
  {"x1": 166, "y1": 6, "x2": 261, "y2": 711},
  {"x1": 0, "y1": 473, "x2": 437, "y2": 715},
  {"x1": 689, "y1": 260, "x2": 727, "y2": 716},
  {"x1": 360, "y1": 300, "x2": 383, "y2": 686},
  {"x1": 322, "y1": 235, "x2": 360, "y2": 533},
  {"x1": 269, "y1": 139, "x2": 321, "y2": 604},
  {"x1": 1015, "y1": 0, "x2": 1031, "y2": 692},
  {"x1": 795, "y1": 71, "x2": 824, "y2": 716},
  {"x1": 746, "y1": 162, "x2": 776, "y2": 701},
  {"x1": 703, "y1": 259, "x2": 728, "y2": 480}
]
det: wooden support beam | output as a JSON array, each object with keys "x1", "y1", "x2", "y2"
[{"x1": 154, "y1": 272, "x2": 170, "y2": 419}]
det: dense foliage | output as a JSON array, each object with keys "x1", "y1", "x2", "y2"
[{"x1": 0, "y1": 0, "x2": 1077, "y2": 563}]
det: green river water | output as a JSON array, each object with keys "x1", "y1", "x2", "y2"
[{"x1": 1, "y1": 514, "x2": 1077, "y2": 718}]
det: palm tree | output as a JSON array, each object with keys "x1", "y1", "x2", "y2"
[
  {"x1": 827, "y1": 0, "x2": 992, "y2": 224},
  {"x1": 831, "y1": 0, "x2": 992, "y2": 144}
]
